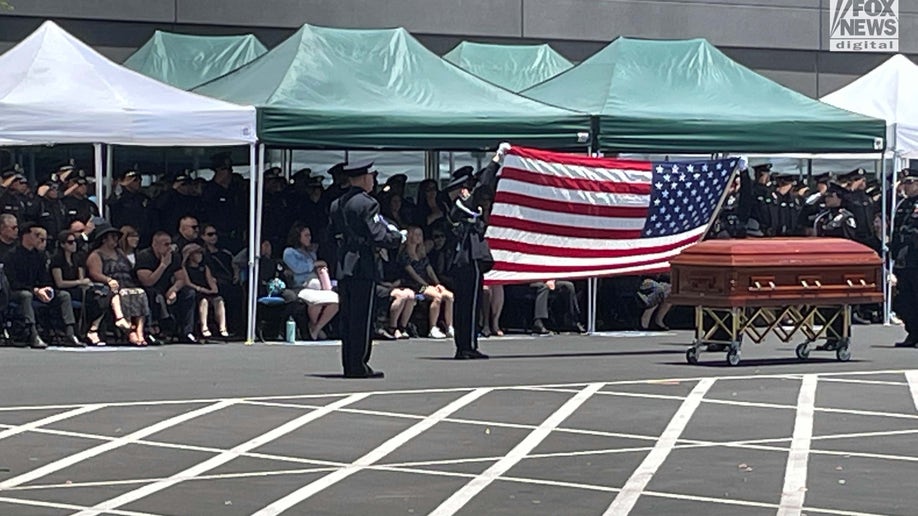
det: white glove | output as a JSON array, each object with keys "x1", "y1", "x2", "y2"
[
  {"x1": 497, "y1": 142, "x2": 512, "y2": 158},
  {"x1": 386, "y1": 223, "x2": 398, "y2": 232},
  {"x1": 889, "y1": 272, "x2": 898, "y2": 286},
  {"x1": 737, "y1": 156, "x2": 749, "y2": 172},
  {"x1": 399, "y1": 229, "x2": 408, "y2": 243}
]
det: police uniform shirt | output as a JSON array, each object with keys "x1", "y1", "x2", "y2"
[
  {"x1": 329, "y1": 186, "x2": 403, "y2": 281},
  {"x1": 29, "y1": 197, "x2": 67, "y2": 242},
  {"x1": 750, "y1": 183, "x2": 775, "y2": 234},
  {"x1": 201, "y1": 181, "x2": 241, "y2": 233},
  {"x1": 62, "y1": 195, "x2": 99, "y2": 224},
  {"x1": 0, "y1": 190, "x2": 28, "y2": 220},
  {"x1": 841, "y1": 189, "x2": 876, "y2": 240},
  {"x1": 108, "y1": 189, "x2": 151, "y2": 238},
  {"x1": 815, "y1": 207, "x2": 857, "y2": 240}
]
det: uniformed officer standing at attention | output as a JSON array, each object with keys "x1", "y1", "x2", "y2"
[
  {"x1": 840, "y1": 168, "x2": 881, "y2": 253},
  {"x1": 329, "y1": 161, "x2": 405, "y2": 378},
  {"x1": 814, "y1": 183, "x2": 857, "y2": 240},
  {"x1": 749, "y1": 163, "x2": 775, "y2": 236},
  {"x1": 769, "y1": 172, "x2": 802, "y2": 236},
  {"x1": 0, "y1": 165, "x2": 31, "y2": 220},
  {"x1": 202, "y1": 153, "x2": 244, "y2": 252},
  {"x1": 893, "y1": 186, "x2": 918, "y2": 347},
  {"x1": 447, "y1": 142, "x2": 511, "y2": 360},
  {"x1": 107, "y1": 169, "x2": 152, "y2": 244}
]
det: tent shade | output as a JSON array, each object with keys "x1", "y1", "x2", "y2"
[
  {"x1": 0, "y1": 21, "x2": 256, "y2": 146},
  {"x1": 523, "y1": 38, "x2": 885, "y2": 154},
  {"x1": 443, "y1": 41, "x2": 573, "y2": 92},
  {"x1": 821, "y1": 54, "x2": 918, "y2": 158},
  {"x1": 194, "y1": 24, "x2": 590, "y2": 150},
  {"x1": 124, "y1": 30, "x2": 267, "y2": 90}
]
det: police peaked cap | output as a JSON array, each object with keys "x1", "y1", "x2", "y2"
[
  {"x1": 341, "y1": 160, "x2": 376, "y2": 178},
  {"x1": 752, "y1": 163, "x2": 772, "y2": 174},
  {"x1": 327, "y1": 162, "x2": 347, "y2": 177},
  {"x1": 117, "y1": 169, "x2": 141, "y2": 181},
  {"x1": 812, "y1": 172, "x2": 834, "y2": 184},
  {"x1": 838, "y1": 168, "x2": 867, "y2": 182},
  {"x1": 210, "y1": 152, "x2": 233, "y2": 170},
  {"x1": 771, "y1": 171, "x2": 798, "y2": 184},
  {"x1": 826, "y1": 182, "x2": 848, "y2": 196}
]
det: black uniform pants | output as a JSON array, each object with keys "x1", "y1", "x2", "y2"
[
  {"x1": 452, "y1": 262, "x2": 481, "y2": 352},
  {"x1": 895, "y1": 269, "x2": 918, "y2": 341},
  {"x1": 531, "y1": 281, "x2": 580, "y2": 327},
  {"x1": 338, "y1": 278, "x2": 376, "y2": 375}
]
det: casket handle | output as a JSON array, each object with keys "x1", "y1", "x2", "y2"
[
  {"x1": 749, "y1": 281, "x2": 777, "y2": 292},
  {"x1": 800, "y1": 280, "x2": 823, "y2": 289}
]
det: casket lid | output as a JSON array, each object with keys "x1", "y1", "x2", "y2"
[{"x1": 671, "y1": 238, "x2": 881, "y2": 268}]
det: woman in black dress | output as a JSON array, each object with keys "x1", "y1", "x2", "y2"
[{"x1": 176, "y1": 243, "x2": 228, "y2": 340}]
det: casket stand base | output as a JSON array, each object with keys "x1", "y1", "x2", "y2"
[{"x1": 670, "y1": 238, "x2": 883, "y2": 367}]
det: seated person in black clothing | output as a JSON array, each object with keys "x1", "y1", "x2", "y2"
[
  {"x1": 201, "y1": 223, "x2": 241, "y2": 335},
  {"x1": 50, "y1": 230, "x2": 92, "y2": 305},
  {"x1": 400, "y1": 226, "x2": 454, "y2": 339},
  {"x1": 530, "y1": 279, "x2": 586, "y2": 335},
  {"x1": 135, "y1": 231, "x2": 197, "y2": 343},
  {"x1": 175, "y1": 216, "x2": 202, "y2": 251},
  {"x1": 5, "y1": 223, "x2": 81, "y2": 348},
  {"x1": 176, "y1": 243, "x2": 228, "y2": 340},
  {"x1": 0, "y1": 214, "x2": 18, "y2": 262}
]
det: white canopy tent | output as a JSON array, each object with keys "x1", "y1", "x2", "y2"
[
  {"x1": 0, "y1": 21, "x2": 263, "y2": 342},
  {"x1": 821, "y1": 54, "x2": 918, "y2": 325}
]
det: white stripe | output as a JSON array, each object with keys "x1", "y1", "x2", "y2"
[
  {"x1": 252, "y1": 389, "x2": 492, "y2": 516},
  {"x1": 777, "y1": 375, "x2": 818, "y2": 516},
  {"x1": 429, "y1": 383, "x2": 604, "y2": 516},
  {"x1": 0, "y1": 399, "x2": 237, "y2": 489},
  {"x1": 506, "y1": 154, "x2": 653, "y2": 184},
  {"x1": 484, "y1": 260, "x2": 673, "y2": 283},
  {"x1": 0, "y1": 496, "x2": 157, "y2": 516},
  {"x1": 491, "y1": 202, "x2": 646, "y2": 231},
  {"x1": 74, "y1": 394, "x2": 370, "y2": 516},
  {"x1": 906, "y1": 371, "x2": 918, "y2": 412},
  {"x1": 486, "y1": 224, "x2": 706, "y2": 251},
  {"x1": 498, "y1": 178, "x2": 649, "y2": 208},
  {"x1": 491, "y1": 241, "x2": 694, "y2": 268},
  {"x1": 0, "y1": 405, "x2": 101, "y2": 442},
  {"x1": 603, "y1": 377, "x2": 715, "y2": 516}
]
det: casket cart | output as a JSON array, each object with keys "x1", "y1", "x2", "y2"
[{"x1": 670, "y1": 238, "x2": 883, "y2": 366}]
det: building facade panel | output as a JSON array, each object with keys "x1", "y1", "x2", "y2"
[{"x1": 3, "y1": 0, "x2": 175, "y2": 23}]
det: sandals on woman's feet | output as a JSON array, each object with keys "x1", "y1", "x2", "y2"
[
  {"x1": 218, "y1": 329, "x2": 230, "y2": 340},
  {"x1": 114, "y1": 317, "x2": 132, "y2": 332},
  {"x1": 85, "y1": 330, "x2": 106, "y2": 347},
  {"x1": 127, "y1": 333, "x2": 143, "y2": 346},
  {"x1": 201, "y1": 329, "x2": 212, "y2": 339}
]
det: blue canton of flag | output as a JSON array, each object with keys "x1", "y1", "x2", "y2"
[{"x1": 641, "y1": 158, "x2": 736, "y2": 238}]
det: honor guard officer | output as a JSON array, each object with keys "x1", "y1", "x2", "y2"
[
  {"x1": 750, "y1": 163, "x2": 775, "y2": 236},
  {"x1": 839, "y1": 168, "x2": 881, "y2": 254},
  {"x1": 62, "y1": 172, "x2": 99, "y2": 224},
  {"x1": 260, "y1": 167, "x2": 289, "y2": 252},
  {"x1": 893, "y1": 188, "x2": 918, "y2": 347},
  {"x1": 711, "y1": 157, "x2": 752, "y2": 239},
  {"x1": 107, "y1": 169, "x2": 152, "y2": 244},
  {"x1": 329, "y1": 161, "x2": 404, "y2": 378},
  {"x1": 446, "y1": 143, "x2": 511, "y2": 360},
  {"x1": 0, "y1": 165, "x2": 31, "y2": 220},
  {"x1": 769, "y1": 172, "x2": 802, "y2": 236},
  {"x1": 814, "y1": 183, "x2": 857, "y2": 240},
  {"x1": 799, "y1": 172, "x2": 832, "y2": 235},
  {"x1": 892, "y1": 169, "x2": 918, "y2": 256},
  {"x1": 28, "y1": 179, "x2": 68, "y2": 247},
  {"x1": 202, "y1": 153, "x2": 244, "y2": 252}
]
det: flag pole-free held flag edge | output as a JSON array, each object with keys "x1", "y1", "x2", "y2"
[{"x1": 483, "y1": 146, "x2": 737, "y2": 285}]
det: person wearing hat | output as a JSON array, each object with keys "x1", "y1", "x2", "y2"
[
  {"x1": 153, "y1": 170, "x2": 198, "y2": 235},
  {"x1": 288, "y1": 169, "x2": 328, "y2": 239},
  {"x1": 768, "y1": 171, "x2": 802, "y2": 236},
  {"x1": 62, "y1": 173, "x2": 100, "y2": 225},
  {"x1": 749, "y1": 163, "x2": 775, "y2": 236},
  {"x1": 839, "y1": 168, "x2": 880, "y2": 254},
  {"x1": 380, "y1": 172, "x2": 415, "y2": 223},
  {"x1": 445, "y1": 144, "x2": 511, "y2": 360},
  {"x1": 26, "y1": 179, "x2": 67, "y2": 248},
  {"x1": 201, "y1": 152, "x2": 244, "y2": 252},
  {"x1": 85, "y1": 222, "x2": 152, "y2": 346},
  {"x1": 320, "y1": 161, "x2": 350, "y2": 210},
  {"x1": 814, "y1": 183, "x2": 857, "y2": 240},
  {"x1": 108, "y1": 169, "x2": 152, "y2": 245},
  {"x1": 175, "y1": 242, "x2": 229, "y2": 341},
  {"x1": 261, "y1": 167, "x2": 290, "y2": 252},
  {"x1": 0, "y1": 165, "x2": 32, "y2": 221},
  {"x1": 52, "y1": 161, "x2": 76, "y2": 184},
  {"x1": 798, "y1": 173, "x2": 833, "y2": 235},
  {"x1": 5, "y1": 222, "x2": 81, "y2": 348},
  {"x1": 329, "y1": 160, "x2": 405, "y2": 378}
]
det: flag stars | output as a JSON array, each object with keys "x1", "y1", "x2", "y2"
[
  {"x1": 671, "y1": 164, "x2": 679, "y2": 174},
  {"x1": 687, "y1": 164, "x2": 694, "y2": 173},
  {"x1": 656, "y1": 165, "x2": 665, "y2": 174}
]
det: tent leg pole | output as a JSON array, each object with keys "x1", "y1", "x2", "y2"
[
  {"x1": 252, "y1": 143, "x2": 267, "y2": 343},
  {"x1": 93, "y1": 143, "x2": 104, "y2": 215},
  {"x1": 245, "y1": 143, "x2": 258, "y2": 345}
]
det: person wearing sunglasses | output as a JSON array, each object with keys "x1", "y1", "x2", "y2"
[
  {"x1": 175, "y1": 216, "x2": 202, "y2": 252},
  {"x1": 50, "y1": 229, "x2": 92, "y2": 316}
]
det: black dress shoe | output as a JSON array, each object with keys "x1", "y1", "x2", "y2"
[
  {"x1": 146, "y1": 334, "x2": 163, "y2": 346},
  {"x1": 532, "y1": 319, "x2": 551, "y2": 335},
  {"x1": 29, "y1": 335, "x2": 48, "y2": 349},
  {"x1": 182, "y1": 333, "x2": 199, "y2": 344},
  {"x1": 894, "y1": 339, "x2": 917, "y2": 348},
  {"x1": 375, "y1": 327, "x2": 396, "y2": 341},
  {"x1": 63, "y1": 335, "x2": 85, "y2": 348},
  {"x1": 344, "y1": 370, "x2": 385, "y2": 379},
  {"x1": 455, "y1": 349, "x2": 489, "y2": 360},
  {"x1": 575, "y1": 322, "x2": 588, "y2": 334}
]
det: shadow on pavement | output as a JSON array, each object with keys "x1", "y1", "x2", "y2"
[{"x1": 417, "y1": 349, "x2": 685, "y2": 361}]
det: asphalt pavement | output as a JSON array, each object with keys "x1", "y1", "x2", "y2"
[{"x1": 0, "y1": 324, "x2": 915, "y2": 515}]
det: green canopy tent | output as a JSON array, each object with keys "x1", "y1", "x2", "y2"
[
  {"x1": 443, "y1": 41, "x2": 573, "y2": 93},
  {"x1": 124, "y1": 31, "x2": 267, "y2": 90},
  {"x1": 523, "y1": 37, "x2": 885, "y2": 154},
  {"x1": 193, "y1": 24, "x2": 591, "y2": 150}
]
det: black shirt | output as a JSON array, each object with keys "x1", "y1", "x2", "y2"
[
  {"x1": 49, "y1": 252, "x2": 81, "y2": 283},
  {"x1": 5, "y1": 246, "x2": 51, "y2": 291},
  {"x1": 134, "y1": 248, "x2": 181, "y2": 293},
  {"x1": 0, "y1": 240, "x2": 17, "y2": 263}
]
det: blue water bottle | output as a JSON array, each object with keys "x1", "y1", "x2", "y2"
[{"x1": 285, "y1": 317, "x2": 296, "y2": 343}]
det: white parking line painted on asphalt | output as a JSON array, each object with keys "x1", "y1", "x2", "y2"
[
  {"x1": 778, "y1": 374, "x2": 818, "y2": 516},
  {"x1": 428, "y1": 383, "x2": 604, "y2": 516},
  {"x1": 0, "y1": 405, "x2": 101, "y2": 442},
  {"x1": 73, "y1": 393, "x2": 370, "y2": 516},
  {"x1": 0, "y1": 495, "x2": 159, "y2": 516},
  {"x1": 602, "y1": 377, "x2": 715, "y2": 516},
  {"x1": 906, "y1": 370, "x2": 918, "y2": 412},
  {"x1": 0, "y1": 399, "x2": 239, "y2": 490},
  {"x1": 251, "y1": 388, "x2": 492, "y2": 516}
]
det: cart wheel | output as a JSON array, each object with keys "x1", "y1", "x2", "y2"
[
  {"x1": 686, "y1": 347, "x2": 699, "y2": 365},
  {"x1": 836, "y1": 346, "x2": 851, "y2": 362},
  {"x1": 795, "y1": 343, "x2": 810, "y2": 361},
  {"x1": 726, "y1": 349, "x2": 741, "y2": 366}
]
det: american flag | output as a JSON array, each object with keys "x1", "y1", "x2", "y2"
[{"x1": 483, "y1": 146, "x2": 736, "y2": 284}]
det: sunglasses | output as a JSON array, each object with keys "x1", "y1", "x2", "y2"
[
  {"x1": 64, "y1": 239, "x2": 76, "y2": 244},
  {"x1": 204, "y1": 232, "x2": 217, "y2": 237},
  {"x1": 432, "y1": 234, "x2": 446, "y2": 239},
  {"x1": 190, "y1": 225, "x2": 199, "y2": 230}
]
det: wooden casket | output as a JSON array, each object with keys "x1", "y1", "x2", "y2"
[{"x1": 669, "y1": 238, "x2": 883, "y2": 308}]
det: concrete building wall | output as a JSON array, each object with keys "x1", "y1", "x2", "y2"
[{"x1": 0, "y1": 0, "x2": 915, "y2": 97}]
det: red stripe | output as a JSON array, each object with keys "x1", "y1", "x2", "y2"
[
  {"x1": 489, "y1": 215, "x2": 643, "y2": 240},
  {"x1": 490, "y1": 254, "x2": 676, "y2": 274},
  {"x1": 510, "y1": 146, "x2": 653, "y2": 171},
  {"x1": 487, "y1": 233, "x2": 700, "y2": 259},
  {"x1": 500, "y1": 166, "x2": 652, "y2": 195},
  {"x1": 493, "y1": 191, "x2": 649, "y2": 219}
]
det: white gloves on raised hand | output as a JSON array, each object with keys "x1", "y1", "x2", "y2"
[
  {"x1": 386, "y1": 223, "x2": 398, "y2": 233},
  {"x1": 737, "y1": 156, "x2": 749, "y2": 172},
  {"x1": 399, "y1": 229, "x2": 408, "y2": 243},
  {"x1": 497, "y1": 142, "x2": 512, "y2": 158}
]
